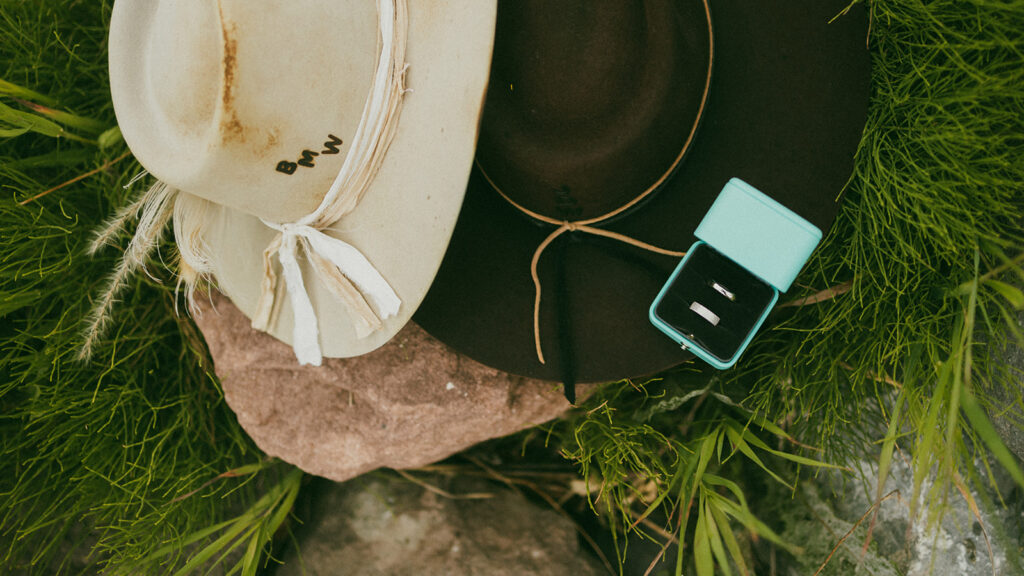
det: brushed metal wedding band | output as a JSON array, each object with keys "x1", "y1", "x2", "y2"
[
  {"x1": 689, "y1": 301, "x2": 720, "y2": 326},
  {"x1": 711, "y1": 281, "x2": 736, "y2": 301}
]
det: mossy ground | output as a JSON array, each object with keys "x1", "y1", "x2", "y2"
[{"x1": 2, "y1": 1, "x2": 1023, "y2": 575}]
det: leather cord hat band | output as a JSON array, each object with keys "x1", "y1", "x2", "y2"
[{"x1": 478, "y1": 0, "x2": 713, "y2": 369}]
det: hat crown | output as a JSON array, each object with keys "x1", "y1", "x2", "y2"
[
  {"x1": 110, "y1": 0, "x2": 378, "y2": 222},
  {"x1": 147, "y1": 2, "x2": 220, "y2": 140},
  {"x1": 502, "y1": 2, "x2": 648, "y2": 124},
  {"x1": 477, "y1": 0, "x2": 712, "y2": 222}
]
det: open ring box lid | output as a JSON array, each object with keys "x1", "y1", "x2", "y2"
[{"x1": 650, "y1": 177, "x2": 822, "y2": 369}]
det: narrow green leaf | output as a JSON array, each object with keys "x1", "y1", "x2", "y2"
[
  {"x1": 632, "y1": 453, "x2": 689, "y2": 530},
  {"x1": 3, "y1": 149, "x2": 92, "y2": 169},
  {"x1": 678, "y1": 433, "x2": 717, "y2": 574},
  {"x1": 228, "y1": 461, "x2": 277, "y2": 478},
  {"x1": 694, "y1": 494, "x2": 714, "y2": 576},
  {"x1": 703, "y1": 499, "x2": 733, "y2": 576},
  {"x1": 747, "y1": 413, "x2": 797, "y2": 444},
  {"x1": 961, "y1": 386, "x2": 1024, "y2": 487},
  {"x1": 713, "y1": 496, "x2": 796, "y2": 553},
  {"x1": 985, "y1": 279, "x2": 1024, "y2": 309},
  {"x1": 913, "y1": 358, "x2": 952, "y2": 516},
  {"x1": 693, "y1": 432, "x2": 718, "y2": 495},
  {"x1": 763, "y1": 446, "x2": 846, "y2": 470},
  {"x1": 702, "y1": 474, "x2": 749, "y2": 511},
  {"x1": 0, "y1": 126, "x2": 29, "y2": 137},
  {"x1": 737, "y1": 424, "x2": 845, "y2": 470},
  {"x1": 214, "y1": 523, "x2": 262, "y2": 576},
  {"x1": 240, "y1": 528, "x2": 263, "y2": 576},
  {"x1": 99, "y1": 125, "x2": 124, "y2": 149},
  {"x1": 0, "y1": 100, "x2": 64, "y2": 137},
  {"x1": 724, "y1": 425, "x2": 791, "y2": 489},
  {"x1": 675, "y1": 451, "x2": 700, "y2": 575},
  {"x1": 876, "y1": 387, "x2": 905, "y2": 512},
  {"x1": 14, "y1": 99, "x2": 107, "y2": 133},
  {"x1": 709, "y1": 499, "x2": 749, "y2": 576},
  {"x1": 130, "y1": 518, "x2": 239, "y2": 564},
  {"x1": 169, "y1": 517, "x2": 256, "y2": 576},
  {"x1": 0, "y1": 78, "x2": 58, "y2": 106},
  {"x1": 946, "y1": 295, "x2": 971, "y2": 456}
]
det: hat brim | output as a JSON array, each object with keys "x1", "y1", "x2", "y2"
[
  {"x1": 414, "y1": 0, "x2": 871, "y2": 382},
  {"x1": 203, "y1": 1, "x2": 498, "y2": 358}
]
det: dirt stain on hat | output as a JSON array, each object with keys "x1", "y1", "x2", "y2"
[{"x1": 218, "y1": 8, "x2": 244, "y2": 143}]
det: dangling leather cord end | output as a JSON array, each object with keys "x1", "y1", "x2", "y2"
[
  {"x1": 554, "y1": 234, "x2": 577, "y2": 405},
  {"x1": 562, "y1": 381, "x2": 577, "y2": 405}
]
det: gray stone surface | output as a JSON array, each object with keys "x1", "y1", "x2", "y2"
[
  {"x1": 990, "y1": 310, "x2": 1024, "y2": 460},
  {"x1": 276, "y1": 475, "x2": 606, "y2": 576},
  {"x1": 194, "y1": 292, "x2": 592, "y2": 482},
  {"x1": 778, "y1": 458, "x2": 1022, "y2": 576}
]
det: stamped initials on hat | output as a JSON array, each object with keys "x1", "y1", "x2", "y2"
[{"x1": 276, "y1": 134, "x2": 345, "y2": 175}]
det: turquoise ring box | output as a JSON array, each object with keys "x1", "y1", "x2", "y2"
[{"x1": 649, "y1": 178, "x2": 823, "y2": 369}]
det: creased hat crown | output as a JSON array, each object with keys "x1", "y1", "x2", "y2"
[{"x1": 110, "y1": 0, "x2": 378, "y2": 222}]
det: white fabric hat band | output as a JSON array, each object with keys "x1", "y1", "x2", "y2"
[{"x1": 249, "y1": 0, "x2": 409, "y2": 366}]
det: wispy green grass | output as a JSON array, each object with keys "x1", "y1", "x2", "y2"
[
  {"x1": 557, "y1": 0, "x2": 1024, "y2": 573},
  {"x1": 739, "y1": 0, "x2": 1024, "y2": 490},
  {"x1": 1, "y1": 2, "x2": 299, "y2": 574},
  {"x1": 555, "y1": 375, "x2": 846, "y2": 575},
  {"x1": 2, "y1": 0, "x2": 1022, "y2": 575},
  {"x1": 741, "y1": 0, "x2": 1024, "y2": 440}
]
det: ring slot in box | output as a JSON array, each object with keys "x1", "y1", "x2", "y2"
[{"x1": 649, "y1": 178, "x2": 822, "y2": 369}]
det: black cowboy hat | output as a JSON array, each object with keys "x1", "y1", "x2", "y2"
[{"x1": 415, "y1": 0, "x2": 871, "y2": 397}]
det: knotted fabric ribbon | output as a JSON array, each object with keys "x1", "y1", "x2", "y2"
[{"x1": 251, "y1": 0, "x2": 409, "y2": 366}]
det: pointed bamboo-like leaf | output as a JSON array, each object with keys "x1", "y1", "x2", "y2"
[
  {"x1": 702, "y1": 474, "x2": 749, "y2": 511},
  {"x1": 711, "y1": 494, "x2": 796, "y2": 553},
  {"x1": 4, "y1": 149, "x2": 92, "y2": 169},
  {"x1": 735, "y1": 422, "x2": 846, "y2": 471},
  {"x1": 724, "y1": 425, "x2": 791, "y2": 489},
  {"x1": 0, "y1": 78, "x2": 58, "y2": 106},
  {"x1": 984, "y1": 279, "x2": 1024, "y2": 309},
  {"x1": 709, "y1": 498, "x2": 749, "y2": 576},
  {"x1": 912, "y1": 357, "x2": 952, "y2": 519},
  {"x1": 678, "y1": 432, "x2": 719, "y2": 574},
  {"x1": 0, "y1": 126, "x2": 29, "y2": 137},
  {"x1": 960, "y1": 385, "x2": 1024, "y2": 487},
  {"x1": 99, "y1": 125, "x2": 124, "y2": 149},
  {"x1": 240, "y1": 527, "x2": 264, "y2": 576},
  {"x1": 631, "y1": 452, "x2": 691, "y2": 530},
  {"x1": 703, "y1": 498, "x2": 734, "y2": 576},
  {"x1": 693, "y1": 494, "x2": 714, "y2": 576},
  {"x1": 14, "y1": 99, "x2": 107, "y2": 134},
  {"x1": 0, "y1": 99, "x2": 64, "y2": 137},
  {"x1": 875, "y1": 386, "x2": 905, "y2": 512},
  {"x1": 169, "y1": 517, "x2": 257, "y2": 576}
]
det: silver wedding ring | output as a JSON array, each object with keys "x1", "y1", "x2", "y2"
[
  {"x1": 689, "y1": 301, "x2": 720, "y2": 326},
  {"x1": 711, "y1": 281, "x2": 736, "y2": 301}
]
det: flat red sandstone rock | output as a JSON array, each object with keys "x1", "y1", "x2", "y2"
[{"x1": 193, "y1": 292, "x2": 586, "y2": 481}]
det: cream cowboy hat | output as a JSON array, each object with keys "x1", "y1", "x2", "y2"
[{"x1": 108, "y1": 0, "x2": 496, "y2": 363}]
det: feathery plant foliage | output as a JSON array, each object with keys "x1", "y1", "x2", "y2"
[
  {"x1": 557, "y1": 375, "x2": 844, "y2": 576},
  {"x1": 557, "y1": 0, "x2": 1024, "y2": 573},
  {"x1": 1, "y1": 2, "x2": 301, "y2": 574},
  {"x1": 739, "y1": 0, "x2": 1024, "y2": 454},
  {"x1": 3, "y1": 0, "x2": 1024, "y2": 575},
  {"x1": 741, "y1": 0, "x2": 1024, "y2": 518}
]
